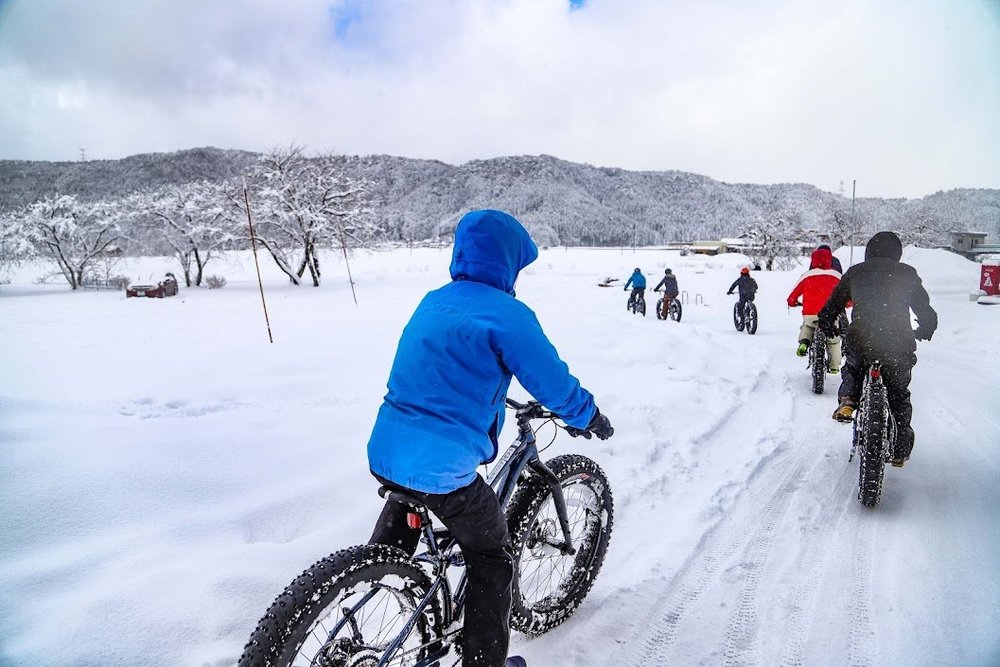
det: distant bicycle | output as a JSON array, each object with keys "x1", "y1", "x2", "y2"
[
  {"x1": 849, "y1": 360, "x2": 898, "y2": 507},
  {"x1": 732, "y1": 298, "x2": 758, "y2": 335},
  {"x1": 627, "y1": 289, "x2": 646, "y2": 316}
]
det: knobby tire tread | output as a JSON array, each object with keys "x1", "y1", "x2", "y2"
[
  {"x1": 506, "y1": 454, "x2": 614, "y2": 636},
  {"x1": 238, "y1": 543, "x2": 440, "y2": 667}
]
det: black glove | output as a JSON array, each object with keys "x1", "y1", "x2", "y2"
[
  {"x1": 588, "y1": 410, "x2": 614, "y2": 440},
  {"x1": 914, "y1": 327, "x2": 933, "y2": 341},
  {"x1": 566, "y1": 408, "x2": 614, "y2": 440},
  {"x1": 726, "y1": 291, "x2": 733, "y2": 295}
]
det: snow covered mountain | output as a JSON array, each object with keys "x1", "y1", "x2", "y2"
[{"x1": 1, "y1": 148, "x2": 997, "y2": 246}]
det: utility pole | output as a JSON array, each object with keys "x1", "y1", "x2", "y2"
[
  {"x1": 849, "y1": 179, "x2": 857, "y2": 267},
  {"x1": 78, "y1": 148, "x2": 87, "y2": 162}
]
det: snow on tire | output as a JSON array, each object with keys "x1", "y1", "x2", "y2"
[{"x1": 506, "y1": 454, "x2": 613, "y2": 635}]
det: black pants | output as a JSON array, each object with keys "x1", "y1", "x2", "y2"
[
  {"x1": 839, "y1": 352, "x2": 917, "y2": 457},
  {"x1": 369, "y1": 474, "x2": 514, "y2": 667}
]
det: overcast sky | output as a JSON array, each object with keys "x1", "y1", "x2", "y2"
[{"x1": 0, "y1": 0, "x2": 997, "y2": 198}]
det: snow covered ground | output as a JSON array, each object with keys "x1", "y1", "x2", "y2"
[{"x1": 1, "y1": 246, "x2": 998, "y2": 666}]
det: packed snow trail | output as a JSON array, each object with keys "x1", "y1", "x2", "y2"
[{"x1": 0, "y1": 248, "x2": 998, "y2": 666}]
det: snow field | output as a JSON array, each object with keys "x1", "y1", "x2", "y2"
[{"x1": 1, "y1": 246, "x2": 998, "y2": 666}]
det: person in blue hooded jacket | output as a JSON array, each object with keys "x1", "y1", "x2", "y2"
[
  {"x1": 367, "y1": 209, "x2": 613, "y2": 667},
  {"x1": 623, "y1": 267, "x2": 647, "y2": 309}
]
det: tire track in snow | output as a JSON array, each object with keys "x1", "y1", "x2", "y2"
[
  {"x1": 611, "y1": 379, "x2": 804, "y2": 665},
  {"x1": 847, "y1": 515, "x2": 878, "y2": 667},
  {"x1": 775, "y1": 448, "x2": 858, "y2": 667}
]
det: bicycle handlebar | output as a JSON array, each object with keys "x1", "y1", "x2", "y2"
[{"x1": 505, "y1": 398, "x2": 558, "y2": 421}]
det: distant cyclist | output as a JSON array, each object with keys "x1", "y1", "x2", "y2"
[
  {"x1": 727, "y1": 266, "x2": 758, "y2": 308},
  {"x1": 786, "y1": 247, "x2": 843, "y2": 373},
  {"x1": 653, "y1": 268, "x2": 679, "y2": 318},
  {"x1": 623, "y1": 267, "x2": 647, "y2": 307},
  {"x1": 818, "y1": 231, "x2": 937, "y2": 466}
]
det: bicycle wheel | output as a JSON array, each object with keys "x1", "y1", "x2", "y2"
[
  {"x1": 810, "y1": 332, "x2": 826, "y2": 394},
  {"x1": 656, "y1": 298, "x2": 665, "y2": 320},
  {"x1": 745, "y1": 303, "x2": 758, "y2": 335},
  {"x1": 669, "y1": 299, "x2": 682, "y2": 322},
  {"x1": 857, "y1": 381, "x2": 888, "y2": 507},
  {"x1": 506, "y1": 455, "x2": 614, "y2": 636},
  {"x1": 733, "y1": 302, "x2": 745, "y2": 331},
  {"x1": 239, "y1": 544, "x2": 442, "y2": 667}
]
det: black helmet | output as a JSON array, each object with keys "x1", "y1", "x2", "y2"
[
  {"x1": 664, "y1": 268, "x2": 672, "y2": 274},
  {"x1": 634, "y1": 267, "x2": 641, "y2": 272}
]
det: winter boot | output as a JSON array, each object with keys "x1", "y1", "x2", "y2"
[
  {"x1": 828, "y1": 366, "x2": 840, "y2": 375},
  {"x1": 892, "y1": 425, "x2": 914, "y2": 467},
  {"x1": 832, "y1": 398, "x2": 856, "y2": 423},
  {"x1": 796, "y1": 342, "x2": 808, "y2": 357}
]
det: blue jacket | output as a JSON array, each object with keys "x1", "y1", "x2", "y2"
[
  {"x1": 624, "y1": 270, "x2": 646, "y2": 290},
  {"x1": 367, "y1": 210, "x2": 597, "y2": 494}
]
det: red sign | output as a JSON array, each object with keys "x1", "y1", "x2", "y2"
[{"x1": 982, "y1": 265, "x2": 1000, "y2": 296}]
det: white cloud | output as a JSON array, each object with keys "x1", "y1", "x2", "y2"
[{"x1": 0, "y1": 0, "x2": 997, "y2": 198}]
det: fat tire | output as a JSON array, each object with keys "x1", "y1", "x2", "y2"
[
  {"x1": 858, "y1": 381, "x2": 888, "y2": 507},
  {"x1": 669, "y1": 299, "x2": 682, "y2": 322},
  {"x1": 506, "y1": 455, "x2": 613, "y2": 636},
  {"x1": 656, "y1": 298, "x2": 666, "y2": 320},
  {"x1": 733, "y1": 302, "x2": 745, "y2": 331},
  {"x1": 745, "y1": 303, "x2": 758, "y2": 335},
  {"x1": 238, "y1": 543, "x2": 441, "y2": 667},
  {"x1": 810, "y1": 331, "x2": 826, "y2": 394}
]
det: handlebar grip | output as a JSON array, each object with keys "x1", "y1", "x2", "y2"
[{"x1": 505, "y1": 398, "x2": 526, "y2": 409}]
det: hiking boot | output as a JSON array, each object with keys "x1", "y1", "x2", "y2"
[
  {"x1": 796, "y1": 342, "x2": 808, "y2": 357},
  {"x1": 891, "y1": 457, "x2": 908, "y2": 468},
  {"x1": 832, "y1": 399, "x2": 856, "y2": 423},
  {"x1": 828, "y1": 366, "x2": 840, "y2": 375}
]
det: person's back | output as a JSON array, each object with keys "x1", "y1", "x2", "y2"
[
  {"x1": 823, "y1": 233, "x2": 936, "y2": 361},
  {"x1": 654, "y1": 269, "x2": 679, "y2": 318},
  {"x1": 786, "y1": 247, "x2": 843, "y2": 371},
  {"x1": 727, "y1": 268, "x2": 757, "y2": 302},
  {"x1": 819, "y1": 231, "x2": 937, "y2": 465}
]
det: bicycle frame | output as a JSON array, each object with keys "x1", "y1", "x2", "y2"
[{"x1": 370, "y1": 400, "x2": 579, "y2": 667}]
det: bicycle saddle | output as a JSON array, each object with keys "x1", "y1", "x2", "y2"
[{"x1": 378, "y1": 486, "x2": 427, "y2": 510}]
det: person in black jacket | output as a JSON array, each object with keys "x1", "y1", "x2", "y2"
[
  {"x1": 818, "y1": 231, "x2": 937, "y2": 466},
  {"x1": 727, "y1": 266, "x2": 758, "y2": 306},
  {"x1": 653, "y1": 268, "x2": 679, "y2": 318}
]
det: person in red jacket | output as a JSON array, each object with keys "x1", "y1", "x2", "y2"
[{"x1": 787, "y1": 247, "x2": 843, "y2": 373}]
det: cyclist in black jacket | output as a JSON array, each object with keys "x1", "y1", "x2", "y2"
[
  {"x1": 653, "y1": 268, "x2": 679, "y2": 318},
  {"x1": 818, "y1": 231, "x2": 937, "y2": 465},
  {"x1": 727, "y1": 267, "x2": 758, "y2": 306}
]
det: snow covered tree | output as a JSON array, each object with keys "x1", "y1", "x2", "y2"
[
  {"x1": 744, "y1": 199, "x2": 807, "y2": 270},
  {"x1": 0, "y1": 209, "x2": 37, "y2": 279},
  {"x1": 137, "y1": 181, "x2": 232, "y2": 286},
  {"x1": 236, "y1": 146, "x2": 379, "y2": 286},
  {"x1": 896, "y1": 204, "x2": 954, "y2": 247},
  {"x1": 19, "y1": 195, "x2": 123, "y2": 289}
]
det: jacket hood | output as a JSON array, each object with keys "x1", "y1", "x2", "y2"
[
  {"x1": 865, "y1": 231, "x2": 903, "y2": 262},
  {"x1": 809, "y1": 247, "x2": 833, "y2": 270},
  {"x1": 449, "y1": 210, "x2": 538, "y2": 294}
]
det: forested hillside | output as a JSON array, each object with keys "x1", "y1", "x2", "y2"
[{"x1": 1, "y1": 148, "x2": 997, "y2": 247}]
